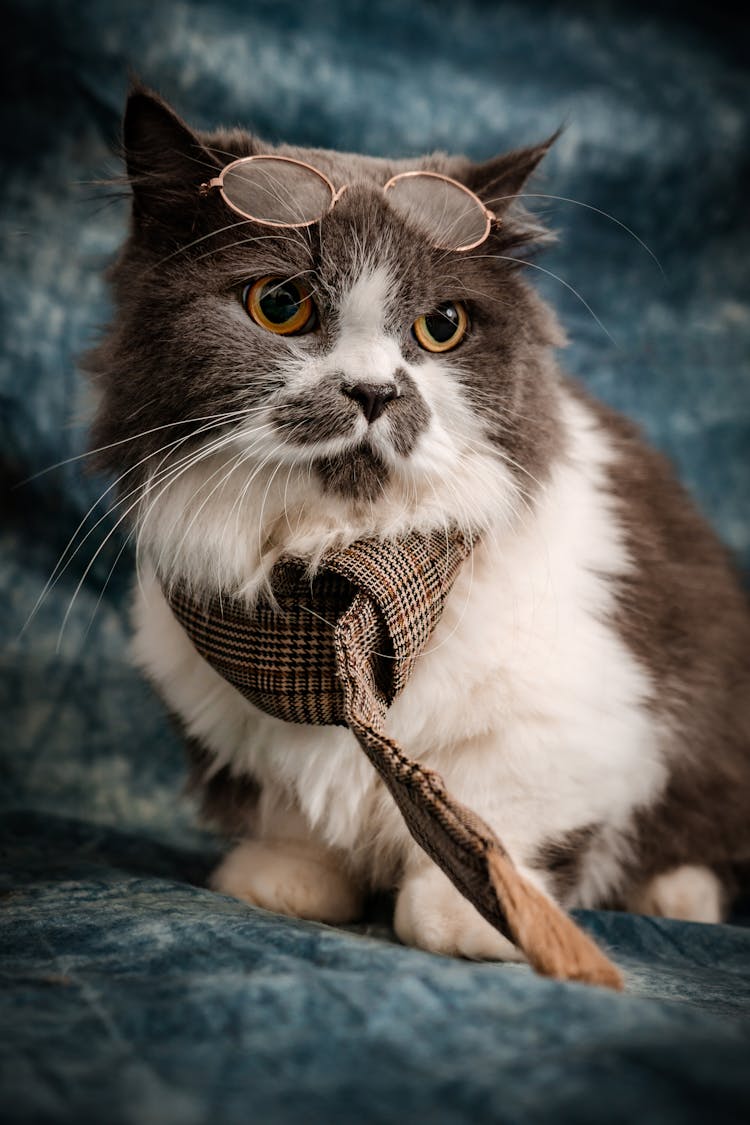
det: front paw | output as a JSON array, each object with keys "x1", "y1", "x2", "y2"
[
  {"x1": 210, "y1": 840, "x2": 362, "y2": 924},
  {"x1": 394, "y1": 863, "x2": 525, "y2": 962}
]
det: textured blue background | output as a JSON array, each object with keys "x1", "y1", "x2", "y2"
[{"x1": 1, "y1": 2, "x2": 749, "y2": 1123}]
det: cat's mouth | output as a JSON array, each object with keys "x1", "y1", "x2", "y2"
[
  {"x1": 313, "y1": 440, "x2": 391, "y2": 502},
  {"x1": 269, "y1": 370, "x2": 432, "y2": 471}
]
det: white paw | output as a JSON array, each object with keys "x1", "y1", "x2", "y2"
[
  {"x1": 210, "y1": 840, "x2": 362, "y2": 924},
  {"x1": 628, "y1": 864, "x2": 724, "y2": 923},
  {"x1": 394, "y1": 863, "x2": 525, "y2": 962}
]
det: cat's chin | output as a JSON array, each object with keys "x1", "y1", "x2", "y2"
[{"x1": 313, "y1": 441, "x2": 391, "y2": 503}]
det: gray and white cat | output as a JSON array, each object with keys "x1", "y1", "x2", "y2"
[{"x1": 87, "y1": 86, "x2": 750, "y2": 960}]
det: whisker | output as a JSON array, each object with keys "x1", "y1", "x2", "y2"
[
  {"x1": 251, "y1": 421, "x2": 311, "y2": 565},
  {"x1": 54, "y1": 428, "x2": 247, "y2": 648},
  {"x1": 136, "y1": 419, "x2": 277, "y2": 571},
  {"x1": 219, "y1": 420, "x2": 311, "y2": 571},
  {"x1": 19, "y1": 414, "x2": 252, "y2": 636},
  {"x1": 193, "y1": 232, "x2": 315, "y2": 268},
  {"x1": 469, "y1": 253, "x2": 617, "y2": 346},
  {"x1": 281, "y1": 460, "x2": 298, "y2": 540},
  {"x1": 151, "y1": 423, "x2": 279, "y2": 581},
  {"x1": 16, "y1": 406, "x2": 254, "y2": 486},
  {"x1": 484, "y1": 192, "x2": 665, "y2": 276}
]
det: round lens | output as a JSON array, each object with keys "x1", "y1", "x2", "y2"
[
  {"x1": 384, "y1": 173, "x2": 490, "y2": 251},
  {"x1": 220, "y1": 157, "x2": 334, "y2": 226}
]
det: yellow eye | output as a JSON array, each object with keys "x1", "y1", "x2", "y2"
[
  {"x1": 243, "y1": 276, "x2": 317, "y2": 335},
  {"x1": 413, "y1": 301, "x2": 468, "y2": 352}
]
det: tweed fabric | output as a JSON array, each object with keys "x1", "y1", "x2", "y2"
[
  {"x1": 168, "y1": 565, "x2": 355, "y2": 726},
  {"x1": 165, "y1": 530, "x2": 621, "y2": 987},
  {"x1": 324, "y1": 530, "x2": 470, "y2": 700},
  {"x1": 166, "y1": 528, "x2": 472, "y2": 726}
]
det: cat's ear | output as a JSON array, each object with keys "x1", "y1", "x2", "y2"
[
  {"x1": 463, "y1": 132, "x2": 560, "y2": 218},
  {"x1": 122, "y1": 84, "x2": 219, "y2": 223}
]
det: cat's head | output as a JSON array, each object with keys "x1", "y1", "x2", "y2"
[{"x1": 87, "y1": 86, "x2": 565, "y2": 593}]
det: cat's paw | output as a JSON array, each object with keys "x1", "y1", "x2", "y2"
[
  {"x1": 394, "y1": 863, "x2": 525, "y2": 962},
  {"x1": 627, "y1": 864, "x2": 724, "y2": 923},
  {"x1": 210, "y1": 840, "x2": 362, "y2": 924}
]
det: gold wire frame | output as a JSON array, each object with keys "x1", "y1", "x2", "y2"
[
  {"x1": 200, "y1": 156, "x2": 497, "y2": 250},
  {"x1": 382, "y1": 170, "x2": 495, "y2": 251},
  {"x1": 201, "y1": 155, "x2": 345, "y2": 228}
]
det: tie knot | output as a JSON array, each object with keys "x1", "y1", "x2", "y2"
[{"x1": 165, "y1": 529, "x2": 474, "y2": 727}]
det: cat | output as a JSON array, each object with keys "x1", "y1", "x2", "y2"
[{"x1": 85, "y1": 85, "x2": 750, "y2": 961}]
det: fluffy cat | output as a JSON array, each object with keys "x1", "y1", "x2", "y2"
[{"x1": 86, "y1": 86, "x2": 750, "y2": 960}]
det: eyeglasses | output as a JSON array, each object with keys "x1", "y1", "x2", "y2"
[{"x1": 200, "y1": 155, "x2": 498, "y2": 252}]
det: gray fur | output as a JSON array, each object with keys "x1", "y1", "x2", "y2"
[{"x1": 87, "y1": 86, "x2": 750, "y2": 914}]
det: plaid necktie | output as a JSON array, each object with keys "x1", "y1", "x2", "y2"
[{"x1": 166, "y1": 530, "x2": 621, "y2": 988}]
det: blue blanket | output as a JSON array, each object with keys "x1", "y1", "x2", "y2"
[{"x1": 2, "y1": 2, "x2": 749, "y2": 1122}]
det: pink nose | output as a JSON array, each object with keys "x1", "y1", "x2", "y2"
[{"x1": 343, "y1": 382, "x2": 398, "y2": 423}]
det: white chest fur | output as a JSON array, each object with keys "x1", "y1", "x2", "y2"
[{"x1": 131, "y1": 390, "x2": 665, "y2": 906}]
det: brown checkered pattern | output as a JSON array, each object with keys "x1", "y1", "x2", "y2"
[{"x1": 165, "y1": 531, "x2": 621, "y2": 989}]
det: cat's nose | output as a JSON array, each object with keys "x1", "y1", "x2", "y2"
[{"x1": 343, "y1": 381, "x2": 398, "y2": 424}]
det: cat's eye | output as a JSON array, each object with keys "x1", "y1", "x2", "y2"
[
  {"x1": 413, "y1": 302, "x2": 468, "y2": 353},
  {"x1": 243, "y1": 276, "x2": 318, "y2": 335}
]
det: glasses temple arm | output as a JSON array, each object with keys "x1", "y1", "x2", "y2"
[{"x1": 199, "y1": 178, "x2": 223, "y2": 197}]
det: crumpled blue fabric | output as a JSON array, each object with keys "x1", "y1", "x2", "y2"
[{"x1": 1, "y1": 2, "x2": 748, "y2": 1122}]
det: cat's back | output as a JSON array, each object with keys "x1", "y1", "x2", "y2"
[{"x1": 566, "y1": 381, "x2": 750, "y2": 882}]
